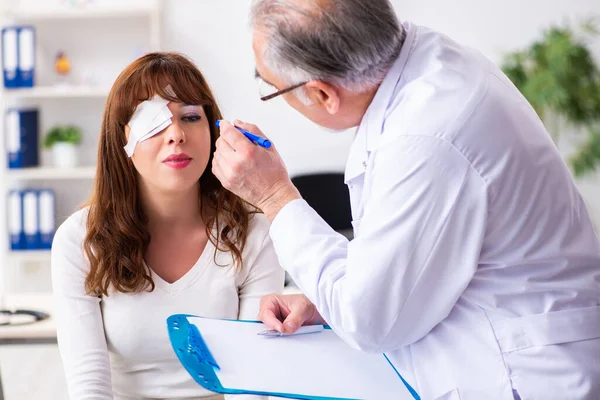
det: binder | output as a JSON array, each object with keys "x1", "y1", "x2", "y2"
[
  {"x1": 5, "y1": 108, "x2": 39, "y2": 169},
  {"x1": 22, "y1": 189, "x2": 40, "y2": 249},
  {"x1": 38, "y1": 189, "x2": 55, "y2": 249},
  {"x1": 17, "y1": 26, "x2": 35, "y2": 87},
  {"x1": 2, "y1": 27, "x2": 18, "y2": 88},
  {"x1": 1, "y1": 25, "x2": 35, "y2": 88},
  {"x1": 167, "y1": 315, "x2": 420, "y2": 400},
  {"x1": 8, "y1": 190, "x2": 24, "y2": 250}
]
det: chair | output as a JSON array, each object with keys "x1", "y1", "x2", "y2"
[
  {"x1": 290, "y1": 173, "x2": 353, "y2": 237},
  {"x1": 285, "y1": 173, "x2": 353, "y2": 287}
]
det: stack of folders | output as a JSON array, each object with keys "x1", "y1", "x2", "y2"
[
  {"x1": 5, "y1": 107, "x2": 39, "y2": 169},
  {"x1": 2, "y1": 25, "x2": 35, "y2": 88},
  {"x1": 8, "y1": 189, "x2": 56, "y2": 251}
]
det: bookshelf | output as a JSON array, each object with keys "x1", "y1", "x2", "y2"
[
  {"x1": 0, "y1": 0, "x2": 161, "y2": 304},
  {"x1": 5, "y1": 166, "x2": 96, "y2": 180},
  {"x1": 2, "y1": 84, "x2": 111, "y2": 99},
  {"x1": 7, "y1": 250, "x2": 50, "y2": 263}
]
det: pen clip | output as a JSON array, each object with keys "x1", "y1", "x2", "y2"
[
  {"x1": 257, "y1": 325, "x2": 325, "y2": 337},
  {"x1": 257, "y1": 329, "x2": 283, "y2": 337}
]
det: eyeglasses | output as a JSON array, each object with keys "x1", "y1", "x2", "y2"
[{"x1": 257, "y1": 77, "x2": 307, "y2": 102}]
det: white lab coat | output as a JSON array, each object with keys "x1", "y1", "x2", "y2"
[{"x1": 269, "y1": 22, "x2": 600, "y2": 400}]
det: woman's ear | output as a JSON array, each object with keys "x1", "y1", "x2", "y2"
[{"x1": 305, "y1": 81, "x2": 340, "y2": 115}]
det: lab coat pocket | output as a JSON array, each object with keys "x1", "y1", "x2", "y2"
[
  {"x1": 433, "y1": 388, "x2": 461, "y2": 400},
  {"x1": 492, "y1": 305, "x2": 600, "y2": 353},
  {"x1": 492, "y1": 306, "x2": 600, "y2": 400}
]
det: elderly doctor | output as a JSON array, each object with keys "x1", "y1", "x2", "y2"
[{"x1": 212, "y1": 0, "x2": 600, "y2": 399}]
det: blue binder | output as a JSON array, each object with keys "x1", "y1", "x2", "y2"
[
  {"x1": 5, "y1": 108, "x2": 39, "y2": 169},
  {"x1": 167, "y1": 314, "x2": 420, "y2": 399},
  {"x1": 22, "y1": 189, "x2": 40, "y2": 249},
  {"x1": 38, "y1": 189, "x2": 56, "y2": 249},
  {"x1": 17, "y1": 26, "x2": 35, "y2": 87},
  {"x1": 8, "y1": 190, "x2": 25, "y2": 250},
  {"x1": 2, "y1": 27, "x2": 18, "y2": 88},
  {"x1": 1, "y1": 25, "x2": 35, "y2": 88}
]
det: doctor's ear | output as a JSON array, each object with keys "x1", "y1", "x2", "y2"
[{"x1": 305, "y1": 81, "x2": 340, "y2": 115}]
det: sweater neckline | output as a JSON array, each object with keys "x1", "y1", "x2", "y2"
[{"x1": 145, "y1": 238, "x2": 215, "y2": 295}]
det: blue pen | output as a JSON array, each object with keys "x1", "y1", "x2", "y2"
[{"x1": 215, "y1": 120, "x2": 272, "y2": 149}]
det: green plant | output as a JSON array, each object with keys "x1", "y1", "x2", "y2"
[
  {"x1": 43, "y1": 125, "x2": 82, "y2": 148},
  {"x1": 501, "y1": 18, "x2": 600, "y2": 177}
]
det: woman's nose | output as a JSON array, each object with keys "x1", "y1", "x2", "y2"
[{"x1": 166, "y1": 123, "x2": 186, "y2": 144}]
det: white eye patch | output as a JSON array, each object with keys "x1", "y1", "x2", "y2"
[{"x1": 123, "y1": 93, "x2": 173, "y2": 157}]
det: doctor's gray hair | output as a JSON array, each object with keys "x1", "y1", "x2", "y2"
[{"x1": 250, "y1": 0, "x2": 406, "y2": 93}]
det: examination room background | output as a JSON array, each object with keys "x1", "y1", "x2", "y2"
[{"x1": 0, "y1": 0, "x2": 599, "y2": 399}]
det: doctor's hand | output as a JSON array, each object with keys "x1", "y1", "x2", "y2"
[
  {"x1": 258, "y1": 294, "x2": 326, "y2": 334},
  {"x1": 212, "y1": 120, "x2": 301, "y2": 222}
]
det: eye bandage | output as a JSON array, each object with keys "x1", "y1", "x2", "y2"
[{"x1": 123, "y1": 93, "x2": 173, "y2": 157}]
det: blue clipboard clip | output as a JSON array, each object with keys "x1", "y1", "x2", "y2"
[
  {"x1": 187, "y1": 323, "x2": 220, "y2": 370},
  {"x1": 168, "y1": 315, "x2": 223, "y2": 393}
]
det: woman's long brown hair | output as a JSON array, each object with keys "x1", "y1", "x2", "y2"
[{"x1": 83, "y1": 52, "x2": 255, "y2": 296}]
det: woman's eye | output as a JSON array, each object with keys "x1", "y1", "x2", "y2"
[{"x1": 182, "y1": 115, "x2": 201, "y2": 122}]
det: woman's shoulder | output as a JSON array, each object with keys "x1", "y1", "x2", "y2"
[
  {"x1": 234, "y1": 212, "x2": 271, "y2": 259},
  {"x1": 51, "y1": 207, "x2": 92, "y2": 280},
  {"x1": 246, "y1": 212, "x2": 271, "y2": 243},
  {"x1": 53, "y1": 206, "x2": 90, "y2": 247},
  {"x1": 248, "y1": 211, "x2": 270, "y2": 233}
]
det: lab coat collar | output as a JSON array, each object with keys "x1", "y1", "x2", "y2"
[{"x1": 344, "y1": 22, "x2": 417, "y2": 183}]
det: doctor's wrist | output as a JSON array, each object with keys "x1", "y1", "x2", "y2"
[{"x1": 258, "y1": 182, "x2": 302, "y2": 223}]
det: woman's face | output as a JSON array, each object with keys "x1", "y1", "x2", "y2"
[{"x1": 126, "y1": 101, "x2": 212, "y2": 194}]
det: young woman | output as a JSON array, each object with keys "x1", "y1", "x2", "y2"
[{"x1": 51, "y1": 52, "x2": 284, "y2": 399}]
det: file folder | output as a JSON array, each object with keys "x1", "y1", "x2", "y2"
[
  {"x1": 22, "y1": 190, "x2": 40, "y2": 249},
  {"x1": 167, "y1": 314, "x2": 420, "y2": 400},
  {"x1": 8, "y1": 190, "x2": 24, "y2": 250},
  {"x1": 17, "y1": 26, "x2": 35, "y2": 87},
  {"x1": 2, "y1": 27, "x2": 18, "y2": 88},
  {"x1": 38, "y1": 189, "x2": 55, "y2": 249},
  {"x1": 5, "y1": 108, "x2": 39, "y2": 169},
  {"x1": 1, "y1": 25, "x2": 35, "y2": 88}
]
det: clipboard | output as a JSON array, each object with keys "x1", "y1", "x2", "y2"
[{"x1": 167, "y1": 314, "x2": 420, "y2": 400}]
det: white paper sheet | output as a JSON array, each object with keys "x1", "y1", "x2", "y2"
[{"x1": 187, "y1": 316, "x2": 414, "y2": 399}]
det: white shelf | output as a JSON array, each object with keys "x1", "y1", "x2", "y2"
[
  {"x1": 3, "y1": 85, "x2": 111, "y2": 99},
  {"x1": 0, "y1": 293, "x2": 56, "y2": 340},
  {"x1": 6, "y1": 166, "x2": 96, "y2": 181},
  {"x1": 7, "y1": 250, "x2": 51, "y2": 263},
  {"x1": 6, "y1": 5, "x2": 157, "y2": 21}
]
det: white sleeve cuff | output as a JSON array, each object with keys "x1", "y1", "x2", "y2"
[{"x1": 269, "y1": 198, "x2": 311, "y2": 239}]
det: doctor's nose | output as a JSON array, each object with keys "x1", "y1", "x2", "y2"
[{"x1": 165, "y1": 123, "x2": 186, "y2": 145}]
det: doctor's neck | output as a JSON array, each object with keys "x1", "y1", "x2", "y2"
[{"x1": 338, "y1": 84, "x2": 380, "y2": 128}]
